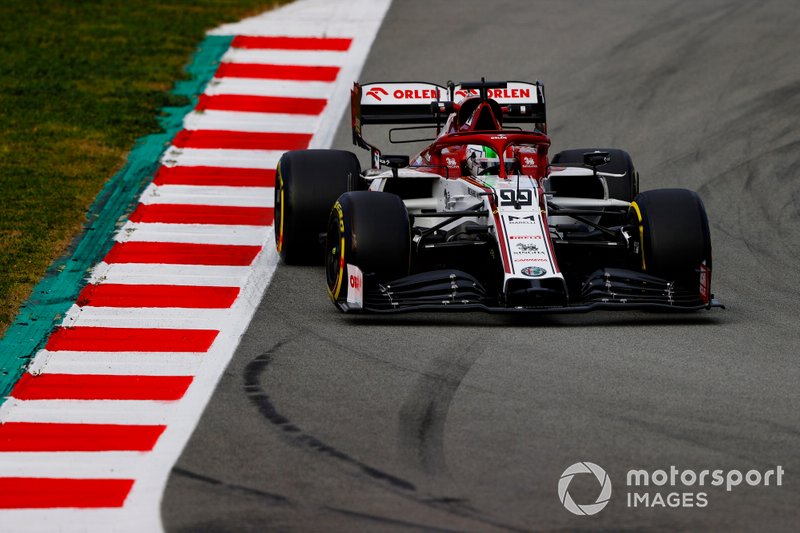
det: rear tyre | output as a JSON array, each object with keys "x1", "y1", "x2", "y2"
[
  {"x1": 551, "y1": 148, "x2": 639, "y2": 201},
  {"x1": 275, "y1": 149, "x2": 361, "y2": 264},
  {"x1": 326, "y1": 192, "x2": 410, "y2": 308},
  {"x1": 630, "y1": 188, "x2": 711, "y2": 276}
]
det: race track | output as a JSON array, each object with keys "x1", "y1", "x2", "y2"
[{"x1": 163, "y1": 1, "x2": 800, "y2": 530}]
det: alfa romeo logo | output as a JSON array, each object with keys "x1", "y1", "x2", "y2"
[
  {"x1": 520, "y1": 266, "x2": 546, "y2": 277},
  {"x1": 558, "y1": 462, "x2": 612, "y2": 516}
]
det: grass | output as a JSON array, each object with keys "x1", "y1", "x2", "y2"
[{"x1": 0, "y1": 0, "x2": 285, "y2": 333}]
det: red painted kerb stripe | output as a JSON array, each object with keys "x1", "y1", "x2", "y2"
[
  {"x1": 172, "y1": 130, "x2": 311, "y2": 151},
  {"x1": 0, "y1": 478, "x2": 134, "y2": 509},
  {"x1": 215, "y1": 63, "x2": 340, "y2": 82},
  {"x1": 0, "y1": 422, "x2": 166, "y2": 452},
  {"x1": 153, "y1": 166, "x2": 275, "y2": 187},
  {"x1": 231, "y1": 35, "x2": 352, "y2": 51},
  {"x1": 12, "y1": 374, "x2": 194, "y2": 401},
  {"x1": 196, "y1": 94, "x2": 326, "y2": 115},
  {"x1": 77, "y1": 284, "x2": 240, "y2": 308},
  {"x1": 45, "y1": 326, "x2": 218, "y2": 352},
  {"x1": 128, "y1": 204, "x2": 273, "y2": 226},
  {"x1": 104, "y1": 242, "x2": 261, "y2": 266}
]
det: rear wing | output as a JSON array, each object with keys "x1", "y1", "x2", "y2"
[{"x1": 351, "y1": 79, "x2": 547, "y2": 166}]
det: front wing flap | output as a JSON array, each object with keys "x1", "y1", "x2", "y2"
[{"x1": 339, "y1": 268, "x2": 723, "y2": 314}]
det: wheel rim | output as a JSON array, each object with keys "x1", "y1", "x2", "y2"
[
  {"x1": 325, "y1": 207, "x2": 345, "y2": 300},
  {"x1": 274, "y1": 168, "x2": 284, "y2": 253}
]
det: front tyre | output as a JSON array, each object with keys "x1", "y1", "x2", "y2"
[
  {"x1": 326, "y1": 192, "x2": 411, "y2": 309},
  {"x1": 630, "y1": 188, "x2": 712, "y2": 277}
]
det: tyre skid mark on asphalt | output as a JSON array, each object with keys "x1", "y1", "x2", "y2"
[
  {"x1": 171, "y1": 466, "x2": 291, "y2": 506},
  {"x1": 242, "y1": 340, "x2": 528, "y2": 533},
  {"x1": 242, "y1": 342, "x2": 416, "y2": 492},
  {"x1": 398, "y1": 339, "x2": 487, "y2": 476}
]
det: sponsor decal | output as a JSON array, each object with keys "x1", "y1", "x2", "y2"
[
  {"x1": 365, "y1": 86, "x2": 440, "y2": 102},
  {"x1": 521, "y1": 266, "x2": 547, "y2": 277},
  {"x1": 523, "y1": 156, "x2": 536, "y2": 167},
  {"x1": 509, "y1": 235, "x2": 542, "y2": 240},
  {"x1": 365, "y1": 87, "x2": 388, "y2": 101},
  {"x1": 515, "y1": 242, "x2": 540, "y2": 253},
  {"x1": 445, "y1": 157, "x2": 458, "y2": 168},
  {"x1": 346, "y1": 263, "x2": 364, "y2": 309},
  {"x1": 559, "y1": 462, "x2": 612, "y2": 516},
  {"x1": 454, "y1": 88, "x2": 532, "y2": 99},
  {"x1": 517, "y1": 258, "x2": 548, "y2": 263},
  {"x1": 393, "y1": 88, "x2": 439, "y2": 100},
  {"x1": 507, "y1": 214, "x2": 537, "y2": 224},
  {"x1": 699, "y1": 263, "x2": 710, "y2": 304}
]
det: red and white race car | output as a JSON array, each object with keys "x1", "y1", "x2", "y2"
[{"x1": 275, "y1": 79, "x2": 722, "y2": 313}]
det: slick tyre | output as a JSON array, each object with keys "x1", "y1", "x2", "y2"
[
  {"x1": 326, "y1": 192, "x2": 411, "y2": 308},
  {"x1": 630, "y1": 188, "x2": 712, "y2": 276},
  {"x1": 551, "y1": 148, "x2": 639, "y2": 201},
  {"x1": 275, "y1": 149, "x2": 361, "y2": 264}
]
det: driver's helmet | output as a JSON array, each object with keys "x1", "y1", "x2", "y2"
[
  {"x1": 464, "y1": 145, "x2": 517, "y2": 177},
  {"x1": 464, "y1": 145, "x2": 499, "y2": 176}
]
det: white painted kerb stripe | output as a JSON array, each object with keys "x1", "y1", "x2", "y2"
[
  {"x1": 0, "y1": 399, "x2": 180, "y2": 426},
  {"x1": 182, "y1": 109, "x2": 319, "y2": 134},
  {"x1": 0, "y1": 453, "x2": 148, "y2": 479},
  {"x1": 115, "y1": 222, "x2": 270, "y2": 246},
  {"x1": 162, "y1": 147, "x2": 283, "y2": 169},
  {"x1": 221, "y1": 48, "x2": 347, "y2": 66},
  {"x1": 61, "y1": 305, "x2": 236, "y2": 331},
  {"x1": 205, "y1": 78, "x2": 334, "y2": 99},
  {"x1": 26, "y1": 351, "x2": 202, "y2": 377},
  {"x1": 89, "y1": 263, "x2": 254, "y2": 287},
  {"x1": 139, "y1": 184, "x2": 272, "y2": 207}
]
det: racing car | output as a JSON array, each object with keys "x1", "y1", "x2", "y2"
[{"x1": 274, "y1": 79, "x2": 722, "y2": 313}]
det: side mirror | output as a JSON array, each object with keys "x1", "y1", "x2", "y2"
[
  {"x1": 380, "y1": 154, "x2": 410, "y2": 168},
  {"x1": 379, "y1": 154, "x2": 410, "y2": 177}
]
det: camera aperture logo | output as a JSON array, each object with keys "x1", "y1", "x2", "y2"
[{"x1": 558, "y1": 462, "x2": 612, "y2": 516}]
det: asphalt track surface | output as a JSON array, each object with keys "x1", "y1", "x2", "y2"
[{"x1": 163, "y1": 1, "x2": 800, "y2": 530}]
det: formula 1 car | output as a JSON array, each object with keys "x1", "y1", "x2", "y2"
[{"x1": 274, "y1": 79, "x2": 722, "y2": 313}]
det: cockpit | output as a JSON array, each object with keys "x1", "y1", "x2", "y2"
[{"x1": 430, "y1": 140, "x2": 542, "y2": 179}]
